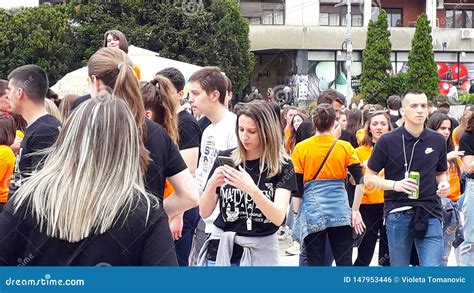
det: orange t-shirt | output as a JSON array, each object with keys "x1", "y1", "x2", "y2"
[
  {"x1": 447, "y1": 159, "x2": 462, "y2": 202},
  {"x1": 452, "y1": 127, "x2": 460, "y2": 148},
  {"x1": 0, "y1": 145, "x2": 15, "y2": 203},
  {"x1": 285, "y1": 129, "x2": 291, "y2": 141},
  {"x1": 355, "y1": 145, "x2": 384, "y2": 204},
  {"x1": 292, "y1": 135, "x2": 360, "y2": 183},
  {"x1": 163, "y1": 179, "x2": 175, "y2": 200},
  {"x1": 356, "y1": 128, "x2": 365, "y2": 146}
]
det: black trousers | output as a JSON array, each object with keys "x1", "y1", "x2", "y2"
[
  {"x1": 354, "y1": 203, "x2": 390, "y2": 266},
  {"x1": 304, "y1": 225, "x2": 353, "y2": 266}
]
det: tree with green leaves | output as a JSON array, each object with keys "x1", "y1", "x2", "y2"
[
  {"x1": 407, "y1": 14, "x2": 439, "y2": 100},
  {"x1": 1, "y1": 0, "x2": 255, "y2": 94},
  {"x1": 360, "y1": 9, "x2": 392, "y2": 106},
  {"x1": 388, "y1": 72, "x2": 409, "y2": 97},
  {"x1": 0, "y1": 5, "x2": 77, "y2": 84}
]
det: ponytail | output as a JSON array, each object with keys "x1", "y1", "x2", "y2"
[{"x1": 88, "y1": 47, "x2": 150, "y2": 172}]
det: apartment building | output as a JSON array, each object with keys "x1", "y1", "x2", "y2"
[{"x1": 240, "y1": 0, "x2": 474, "y2": 104}]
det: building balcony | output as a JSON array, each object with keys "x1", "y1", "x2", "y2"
[{"x1": 249, "y1": 25, "x2": 474, "y2": 52}]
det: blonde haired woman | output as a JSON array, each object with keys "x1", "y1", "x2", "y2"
[
  {"x1": 0, "y1": 94, "x2": 177, "y2": 265},
  {"x1": 198, "y1": 100, "x2": 297, "y2": 266},
  {"x1": 85, "y1": 47, "x2": 198, "y2": 217}
]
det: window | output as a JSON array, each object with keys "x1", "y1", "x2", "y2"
[
  {"x1": 319, "y1": 4, "x2": 363, "y2": 27},
  {"x1": 446, "y1": 9, "x2": 474, "y2": 28},
  {"x1": 240, "y1": 0, "x2": 285, "y2": 25},
  {"x1": 373, "y1": 8, "x2": 403, "y2": 27},
  {"x1": 341, "y1": 14, "x2": 363, "y2": 27},
  {"x1": 261, "y1": 9, "x2": 285, "y2": 25},
  {"x1": 386, "y1": 8, "x2": 402, "y2": 27},
  {"x1": 247, "y1": 17, "x2": 261, "y2": 25}
]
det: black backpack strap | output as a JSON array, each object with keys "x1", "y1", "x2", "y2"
[{"x1": 311, "y1": 139, "x2": 337, "y2": 181}]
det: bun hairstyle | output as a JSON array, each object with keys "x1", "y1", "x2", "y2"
[{"x1": 312, "y1": 103, "x2": 336, "y2": 132}]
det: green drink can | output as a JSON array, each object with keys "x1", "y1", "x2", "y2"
[{"x1": 408, "y1": 171, "x2": 420, "y2": 200}]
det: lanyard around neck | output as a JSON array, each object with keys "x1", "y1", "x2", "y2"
[{"x1": 402, "y1": 134, "x2": 420, "y2": 179}]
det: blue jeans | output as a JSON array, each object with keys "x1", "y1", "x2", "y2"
[
  {"x1": 460, "y1": 178, "x2": 474, "y2": 266},
  {"x1": 386, "y1": 210, "x2": 443, "y2": 266}
]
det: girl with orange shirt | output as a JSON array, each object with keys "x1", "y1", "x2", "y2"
[
  {"x1": 353, "y1": 111, "x2": 392, "y2": 266},
  {"x1": 0, "y1": 112, "x2": 17, "y2": 211},
  {"x1": 292, "y1": 104, "x2": 365, "y2": 266},
  {"x1": 427, "y1": 112, "x2": 463, "y2": 266}
]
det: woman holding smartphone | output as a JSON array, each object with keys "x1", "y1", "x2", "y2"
[{"x1": 198, "y1": 100, "x2": 297, "y2": 266}]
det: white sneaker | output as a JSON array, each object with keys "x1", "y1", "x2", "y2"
[{"x1": 285, "y1": 241, "x2": 300, "y2": 255}]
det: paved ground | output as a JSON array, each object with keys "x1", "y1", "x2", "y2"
[{"x1": 277, "y1": 233, "x2": 458, "y2": 266}]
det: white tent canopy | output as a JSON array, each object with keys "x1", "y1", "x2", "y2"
[{"x1": 51, "y1": 45, "x2": 202, "y2": 98}]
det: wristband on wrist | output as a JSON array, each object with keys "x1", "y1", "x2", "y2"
[{"x1": 392, "y1": 181, "x2": 397, "y2": 190}]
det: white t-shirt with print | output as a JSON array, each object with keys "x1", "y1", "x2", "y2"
[{"x1": 196, "y1": 111, "x2": 237, "y2": 232}]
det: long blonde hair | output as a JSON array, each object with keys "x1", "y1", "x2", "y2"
[
  {"x1": 88, "y1": 47, "x2": 149, "y2": 172},
  {"x1": 12, "y1": 93, "x2": 157, "y2": 243},
  {"x1": 140, "y1": 75, "x2": 179, "y2": 144},
  {"x1": 232, "y1": 100, "x2": 288, "y2": 177}
]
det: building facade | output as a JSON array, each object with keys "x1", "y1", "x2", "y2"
[{"x1": 240, "y1": 0, "x2": 474, "y2": 105}]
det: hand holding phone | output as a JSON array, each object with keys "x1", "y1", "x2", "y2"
[{"x1": 217, "y1": 156, "x2": 236, "y2": 168}]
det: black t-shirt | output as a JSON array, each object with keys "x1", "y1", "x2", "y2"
[
  {"x1": 211, "y1": 149, "x2": 297, "y2": 237},
  {"x1": 295, "y1": 119, "x2": 314, "y2": 144},
  {"x1": 144, "y1": 119, "x2": 188, "y2": 201},
  {"x1": 459, "y1": 131, "x2": 474, "y2": 177},
  {"x1": 390, "y1": 114, "x2": 399, "y2": 124},
  {"x1": 368, "y1": 126, "x2": 447, "y2": 219},
  {"x1": 72, "y1": 96, "x2": 187, "y2": 202},
  {"x1": 0, "y1": 197, "x2": 177, "y2": 266},
  {"x1": 9, "y1": 114, "x2": 61, "y2": 196},
  {"x1": 340, "y1": 130, "x2": 358, "y2": 148},
  {"x1": 178, "y1": 110, "x2": 201, "y2": 151},
  {"x1": 459, "y1": 131, "x2": 474, "y2": 156},
  {"x1": 198, "y1": 116, "x2": 212, "y2": 133}
]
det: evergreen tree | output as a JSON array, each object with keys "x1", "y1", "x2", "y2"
[
  {"x1": 407, "y1": 14, "x2": 439, "y2": 100},
  {"x1": 360, "y1": 10, "x2": 392, "y2": 106}
]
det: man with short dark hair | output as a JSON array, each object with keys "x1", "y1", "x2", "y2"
[
  {"x1": 365, "y1": 90, "x2": 450, "y2": 266},
  {"x1": 387, "y1": 95, "x2": 402, "y2": 124},
  {"x1": 7, "y1": 65, "x2": 61, "y2": 196},
  {"x1": 197, "y1": 74, "x2": 233, "y2": 132},
  {"x1": 437, "y1": 101, "x2": 459, "y2": 129},
  {"x1": 296, "y1": 89, "x2": 346, "y2": 143},
  {"x1": 187, "y1": 67, "x2": 237, "y2": 265}
]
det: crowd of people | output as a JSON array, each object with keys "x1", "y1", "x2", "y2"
[{"x1": 0, "y1": 30, "x2": 473, "y2": 267}]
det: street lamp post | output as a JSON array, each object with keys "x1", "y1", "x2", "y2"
[{"x1": 335, "y1": 0, "x2": 353, "y2": 106}]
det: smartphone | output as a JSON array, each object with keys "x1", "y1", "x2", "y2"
[{"x1": 217, "y1": 156, "x2": 236, "y2": 168}]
